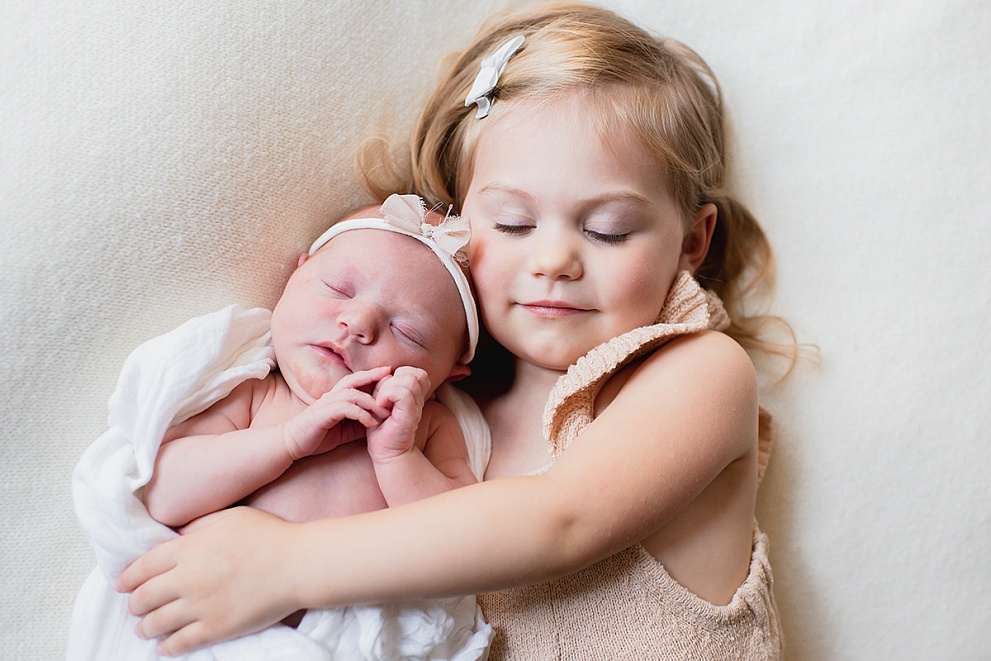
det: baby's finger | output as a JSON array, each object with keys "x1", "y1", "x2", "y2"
[
  {"x1": 332, "y1": 366, "x2": 391, "y2": 393},
  {"x1": 350, "y1": 389, "x2": 392, "y2": 417},
  {"x1": 337, "y1": 401, "x2": 385, "y2": 429},
  {"x1": 392, "y1": 365, "x2": 428, "y2": 381},
  {"x1": 387, "y1": 366, "x2": 430, "y2": 393},
  {"x1": 375, "y1": 371, "x2": 428, "y2": 407},
  {"x1": 318, "y1": 389, "x2": 391, "y2": 421}
]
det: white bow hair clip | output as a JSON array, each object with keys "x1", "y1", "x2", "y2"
[{"x1": 464, "y1": 35, "x2": 525, "y2": 119}]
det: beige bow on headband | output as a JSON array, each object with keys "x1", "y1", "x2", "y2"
[{"x1": 379, "y1": 194, "x2": 471, "y2": 267}]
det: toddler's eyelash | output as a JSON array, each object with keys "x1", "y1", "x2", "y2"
[
  {"x1": 493, "y1": 223, "x2": 532, "y2": 235},
  {"x1": 493, "y1": 224, "x2": 628, "y2": 243},
  {"x1": 586, "y1": 230, "x2": 629, "y2": 244}
]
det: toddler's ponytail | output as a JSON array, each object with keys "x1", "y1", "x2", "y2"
[{"x1": 701, "y1": 193, "x2": 799, "y2": 374}]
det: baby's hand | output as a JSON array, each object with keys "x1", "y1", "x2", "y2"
[
  {"x1": 366, "y1": 366, "x2": 431, "y2": 462},
  {"x1": 282, "y1": 366, "x2": 391, "y2": 460}
]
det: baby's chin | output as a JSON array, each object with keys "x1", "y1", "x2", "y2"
[
  {"x1": 281, "y1": 370, "x2": 339, "y2": 405},
  {"x1": 291, "y1": 385, "x2": 320, "y2": 405}
]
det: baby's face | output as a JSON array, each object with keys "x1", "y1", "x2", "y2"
[{"x1": 271, "y1": 229, "x2": 468, "y2": 403}]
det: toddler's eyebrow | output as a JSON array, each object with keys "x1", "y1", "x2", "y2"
[
  {"x1": 477, "y1": 184, "x2": 535, "y2": 205},
  {"x1": 478, "y1": 184, "x2": 650, "y2": 210}
]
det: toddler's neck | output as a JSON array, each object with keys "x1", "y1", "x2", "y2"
[{"x1": 481, "y1": 358, "x2": 563, "y2": 479}]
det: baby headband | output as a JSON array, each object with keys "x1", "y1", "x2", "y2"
[
  {"x1": 464, "y1": 34, "x2": 525, "y2": 119},
  {"x1": 308, "y1": 194, "x2": 479, "y2": 364}
]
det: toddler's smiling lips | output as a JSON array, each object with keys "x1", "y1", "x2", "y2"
[{"x1": 519, "y1": 300, "x2": 589, "y2": 318}]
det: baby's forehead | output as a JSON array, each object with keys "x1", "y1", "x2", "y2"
[
  {"x1": 316, "y1": 227, "x2": 438, "y2": 267},
  {"x1": 316, "y1": 229, "x2": 460, "y2": 298}
]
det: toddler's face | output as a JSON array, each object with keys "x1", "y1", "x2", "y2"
[
  {"x1": 462, "y1": 96, "x2": 692, "y2": 371},
  {"x1": 272, "y1": 229, "x2": 468, "y2": 403}
]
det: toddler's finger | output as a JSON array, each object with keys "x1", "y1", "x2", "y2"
[
  {"x1": 126, "y1": 570, "x2": 181, "y2": 620},
  {"x1": 117, "y1": 544, "x2": 178, "y2": 595},
  {"x1": 134, "y1": 597, "x2": 195, "y2": 642},
  {"x1": 158, "y1": 620, "x2": 219, "y2": 657}
]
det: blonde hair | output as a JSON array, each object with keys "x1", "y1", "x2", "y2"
[{"x1": 362, "y1": 1, "x2": 799, "y2": 370}]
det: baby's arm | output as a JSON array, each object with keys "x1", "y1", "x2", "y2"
[
  {"x1": 144, "y1": 378, "x2": 290, "y2": 528},
  {"x1": 145, "y1": 368, "x2": 389, "y2": 528},
  {"x1": 366, "y1": 366, "x2": 477, "y2": 506}
]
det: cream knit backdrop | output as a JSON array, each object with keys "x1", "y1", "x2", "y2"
[{"x1": 2, "y1": 1, "x2": 988, "y2": 659}]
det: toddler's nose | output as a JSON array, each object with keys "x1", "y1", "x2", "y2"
[{"x1": 529, "y1": 228, "x2": 583, "y2": 280}]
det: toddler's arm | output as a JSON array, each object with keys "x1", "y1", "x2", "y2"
[
  {"x1": 366, "y1": 366, "x2": 477, "y2": 506},
  {"x1": 122, "y1": 332, "x2": 757, "y2": 654},
  {"x1": 145, "y1": 368, "x2": 390, "y2": 528}
]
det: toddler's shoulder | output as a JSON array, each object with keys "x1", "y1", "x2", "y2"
[
  {"x1": 614, "y1": 330, "x2": 757, "y2": 414},
  {"x1": 647, "y1": 329, "x2": 754, "y2": 382},
  {"x1": 605, "y1": 330, "x2": 758, "y2": 457}
]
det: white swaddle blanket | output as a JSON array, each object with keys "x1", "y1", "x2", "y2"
[{"x1": 68, "y1": 305, "x2": 493, "y2": 660}]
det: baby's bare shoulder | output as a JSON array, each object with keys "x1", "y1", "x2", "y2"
[
  {"x1": 182, "y1": 374, "x2": 280, "y2": 436},
  {"x1": 420, "y1": 399, "x2": 475, "y2": 485},
  {"x1": 416, "y1": 399, "x2": 458, "y2": 442}
]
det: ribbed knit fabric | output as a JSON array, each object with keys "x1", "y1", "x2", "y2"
[{"x1": 478, "y1": 272, "x2": 783, "y2": 659}]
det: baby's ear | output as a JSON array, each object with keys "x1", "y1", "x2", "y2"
[
  {"x1": 679, "y1": 203, "x2": 717, "y2": 272},
  {"x1": 445, "y1": 364, "x2": 471, "y2": 383},
  {"x1": 296, "y1": 252, "x2": 309, "y2": 268}
]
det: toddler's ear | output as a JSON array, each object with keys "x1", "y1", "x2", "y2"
[
  {"x1": 296, "y1": 253, "x2": 310, "y2": 268},
  {"x1": 445, "y1": 364, "x2": 471, "y2": 383},
  {"x1": 679, "y1": 203, "x2": 717, "y2": 272}
]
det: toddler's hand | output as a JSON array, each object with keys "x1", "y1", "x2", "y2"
[
  {"x1": 118, "y1": 507, "x2": 300, "y2": 655},
  {"x1": 366, "y1": 366, "x2": 431, "y2": 462},
  {"x1": 282, "y1": 366, "x2": 391, "y2": 460}
]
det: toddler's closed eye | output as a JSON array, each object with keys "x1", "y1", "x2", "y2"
[
  {"x1": 584, "y1": 229, "x2": 629, "y2": 244},
  {"x1": 493, "y1": 223, "x2": 533, "y2": 235}
]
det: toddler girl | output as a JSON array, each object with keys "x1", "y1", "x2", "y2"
[{"x1": 120, "y1": 3, "x2": 795, "y2": 658}]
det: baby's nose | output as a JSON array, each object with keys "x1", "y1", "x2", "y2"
[{"x1": 338, "y1": 301, "x2": 383, "y2": 343}]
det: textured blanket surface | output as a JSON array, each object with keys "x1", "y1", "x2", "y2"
[{"x1": 2, "y1": 1, "x2": 989, "y2": 659}]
